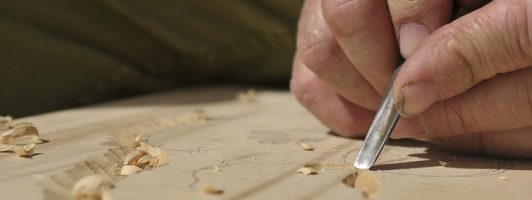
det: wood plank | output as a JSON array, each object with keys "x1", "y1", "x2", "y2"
[{"x1": 0, "y1": 87, "x2": 530, "y2": 200}]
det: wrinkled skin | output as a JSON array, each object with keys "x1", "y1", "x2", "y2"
[{"x1": 291, "y1": 0, "x2": 532, "y2": 158}]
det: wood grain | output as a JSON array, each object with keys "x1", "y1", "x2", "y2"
[{"x1": 0, "y1": 87, "x2": 530, "y2": 200}]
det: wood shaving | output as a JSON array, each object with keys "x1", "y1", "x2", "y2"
[
  {"x1": 0, "y1": 116, "x2": 13, "y2": 131},
  {"x1": 498, "y1": 176, "x2": 509, "y2": 181},
  {"x1": 299, "y1": 163, "x2": 379, "y2": 199},
  {"x1": 0, "y1": 123, "x2": 39, "y2": 144},
  {"x1": 12, "y1": 143, "x2": 36, "y2": 157},
  {"x1": 201, "y1": 185, "x2": 224, "y2": 195},
  {"x1": 237, "y1": 89, "x2": 256, "y2": 103},
  {"x1": 296, "y1": 167, "x2": 318, "y2": 175},
  {"x1": 0, "y1": 143, "x2": 36, "y2": 157},
  {"x1": 0, "y1": 116, "x2": 41, "y2": 157},
  {"x1": 120, "y1": 165, "x2": 143, "y2": 176},
  {"x1": 343, "y1": 170, "x2": 380, "y2": 199},
  {"x1": 120, "y1": 141, "x2": 168, "y2": 176},
  {"x1": 72, "y1": 175, "x2": 114, "y2": 200},
  {"x1": 130, "y1": 135, "x2": 142, "y2": 148},
  {"x1": 298, "y1": 142, "x2": 314, "y2": 151},
  {"x1": 39, "y1": 135, "x2": 167, "y2": 200},
  {"x1": 438, "y1": 160, "x2": 449, "y2": 167}
]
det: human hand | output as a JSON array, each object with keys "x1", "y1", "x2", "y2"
[{"x1": 291, "y1": 0, "x2": 532, "y2": 158}]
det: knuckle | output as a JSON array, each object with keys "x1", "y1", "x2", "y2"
[
  {"x1": 444, "y1": 25, "x2": 481, "y2": 86},
  {"x1": 289, "y1": 72, "x2": 315, "y2": 109},
  {"x1": 498, "y1": 0, "x2": 532, "y2": 68},
  {"x1": 321, "y1": 0, "x2": 374, "y2": 37},
  {"x1": 299, "y1": 38, "x2": 340, "y2": 75},
  {"x1": 518, "y1": 0, "x2": 532, "y2": 63}
]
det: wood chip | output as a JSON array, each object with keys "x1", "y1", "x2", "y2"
[
  {"x1": 72, "y1": 175, "x2": 113, "y2": 200},
  {"x1": 298, "y1": 142, "x2": 314, "y2": 151},
  {"x1": 296, "y1": 167, "x2": 318, "y2": 175},
  {"x1": 438, "y1": 160, "x2": 449, "y2": 167},
  {"x1": 343, "y1": 171, "x2": 380, "y2": 199},
  {"x1": 201, "y1": 185, "x2": 224, "y2": 195}
]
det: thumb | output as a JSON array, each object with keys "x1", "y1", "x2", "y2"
[{"x1": 392, "y1": 0, "x2": 532, "y2": 117}]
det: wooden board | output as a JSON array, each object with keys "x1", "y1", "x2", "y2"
[{"x1": 0, "y1": 87, "x2": 531, "y2": 200}]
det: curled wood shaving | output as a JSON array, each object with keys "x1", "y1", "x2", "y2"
[
  {"x1": 122, "y1": 149, "x2": 148, "y2": 166},
  {"x1": 201, "y1": 185, "x2": 224, "y2": 195},
  {"x1": 120, "y1": 165, "x2": 143, "y2": 176},
  {"x1": 130, "y1": 135, "x2": 142, "y2": 148},
  {"x1": 13, "y1": 143, "x2": 36, "y2": 157},
  {"x1": 120, "y1": 141, "x2": 168, "y2": 176},
  {"x1": 72, "y1": 175, "x2": 114, "y2": 200},
  {"x1": 237, "y1": 89, "x2": 256, "y2": 103},
  {"x1": 298, "y1": 142, "x2": 314, "y2": 151},
  {"x1": 0, "y1": 116, "x2": 41, "y2": 157},
  {"x1": 296, "y1": 167, "x2": 318, "y2": 175},
  {"x1": 0, "y1": 123, "x2": 39, "y2": 144},
  {"x1": 0, "y1": 116, "x2": 12, "y2": 131},
  {"x1": 0, "y1": 143, "x2": 36, "y2": 157}
]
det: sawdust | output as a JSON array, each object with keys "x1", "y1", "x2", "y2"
[{"x1": 0, "y1": 116, "x2": 42, "y2": 157}]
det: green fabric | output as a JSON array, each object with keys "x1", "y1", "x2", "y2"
[{"x1": 0, "y1": 0, "x2": 303, "y2": 117}]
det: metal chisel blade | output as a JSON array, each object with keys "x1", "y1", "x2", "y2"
[{"x1": 354, "y1": 67, "x2": 401, "y2": 170}]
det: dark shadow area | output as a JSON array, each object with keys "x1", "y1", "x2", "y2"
[{"x1": 371, "y1": 139, "x2": 532, "y2": 173}]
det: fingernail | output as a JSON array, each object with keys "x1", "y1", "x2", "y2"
[
  {"x1": 399, "y1": 23, "x2": 429, "y2": 58},
  {"x1": 396, "y1": 81, "x2": 439, "y2": 117}
]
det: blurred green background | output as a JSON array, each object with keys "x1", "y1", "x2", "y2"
[{"x1": 0, "y1": 0, "x2": 304, "y2": 117}]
